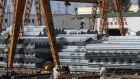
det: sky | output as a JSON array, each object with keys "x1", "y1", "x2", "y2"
[{"x1": 5, "y1": 0, "x2": 138, "y2": 14}]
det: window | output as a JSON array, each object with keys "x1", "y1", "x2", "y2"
[
  {"x1": 32, "y1": 19, "x2": 34, "y2": 23},
  {"x1": 28, "y1": 19, "x2": 30, "y2": 23},
  {"x1": 5, "y1": 19, "x2": 7, "y2": 23},
  {"x1": 115, "y1": 22, "x2": 118, "y2": 25}
]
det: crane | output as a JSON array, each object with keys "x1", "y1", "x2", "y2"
[
  {"x1": 23, "y1": 0, "x2": 42, "y2": 26},
  {"x1": 7, "y1": 0, "x2": 124, "y2": 70},
  {"x1": 8, "y1": 0, "x2": 59, "y2": 69},
  {"x1": 34, "y1": 0, "x2": 42, "y2": 25},
  {"x1": 113, "y1": 0, "x2": 125, "y2": 36},
  {"x1": 0, "y1": 0, "x2": 7, "y2": 33},
  {"x1": 23, "y1": 0, "x2": 33, "y2": 26},
  {"x1": 90, "y1": 3, "x2": 97, "y2": 30},
  {"x1": 11, "y1": 0, "x2": 15, "y2": 10},
  {"x1": 98, "y1": 0, "x2": 109, "y2": 38},
  {"x1": 99, "y1": 0, "x2": 125, "y2": 38}
]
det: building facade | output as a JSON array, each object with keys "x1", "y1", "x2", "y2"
[{"x1": 2, "y1": 12, "x2": 90, "y2": 30}]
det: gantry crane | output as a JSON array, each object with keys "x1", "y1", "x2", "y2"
[
  {"x1": 98, "y1": 0, "x2": 109, "y2": 37},
  {"x1": 113, "y1": 0, "x2": 125, "y2": 36},
  {"x1": 0, "y1": 0, "x2": 7, "y2": 33},
  {"x1": 98, "y1": 0, "x2": 125, "y2": 38},
  {"x1": 7, "y1": 0, "x2": 124, "y2": 70},
  {"x1": 90, "y1": 3, "x2": 97, "y2": 30},
  {"x1": 23, "y1": 0, "x2": 42, "y2": 26},
  {"x1": 8, "y1": 0, "x2": 59, "y2": 69}
]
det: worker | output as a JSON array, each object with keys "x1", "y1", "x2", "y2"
[
  {"x1": 52, "y1": 65, "x2": 59, "y2": 79},
  {"x1": 99, "y1": 64, "x2": 107, "y2": 79},
  {"x1": 3, "y1": 32, "x2": 10, "y2": 45},
  {"x1": 64, "y1": 65, "x2": 70, "y2": 74},
  {"x1": 10, "y1": 71, "x2": 16, "y2": 79},
  {"x1": 80, "y1": 19, "x2": 85, "y2": 29}
]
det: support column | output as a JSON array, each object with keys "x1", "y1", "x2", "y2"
[
  {"x1": 113, "y1": 0, "x2": 125, "y2": 36},
  {"x1": 0, "y1": 0, "x2": 7, "y2": 33},
  {"x1": 23, "y1": 0, "x2": 33, "y2": 25},
  {"x1": 40, "y1": 0, "x2": 59, "y2": 66},
  {"x1": 90, "y1": 3, "x2": 97, "y2": 30},
  {"x1": 99, "y1": 0, "x2": 109, "y2": 38},
  {"x1": 8, "y1": 0, "x2": 26, "y2": 69},
  {"x1": 34, "y1": 0, "x2": 42, "y2": 25}
]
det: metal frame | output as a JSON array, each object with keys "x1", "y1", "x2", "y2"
[
  {"x1": 0, "y1": 0, "x2": 7, "y2": 32},
  {"x1": 8, "y1": 0, "x2": 26, "y2": 69}
]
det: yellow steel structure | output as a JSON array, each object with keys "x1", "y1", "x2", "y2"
[
  {"x1": 40, "y1": 0, "x2": 59, "y2": 66},
  {"x1": 8, "y1": 0, "x2": 60, "y2": 68},
  {"x1": 8, "y1": 0, "x2": 26, "y2": 69}
]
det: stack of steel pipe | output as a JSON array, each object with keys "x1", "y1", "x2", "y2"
[
  {"x1": 85, "y1": 36, "x2": 140, "y2": 69},
  {"x1": 58, "y1": 45, "x2": 96, "y2": 72}
]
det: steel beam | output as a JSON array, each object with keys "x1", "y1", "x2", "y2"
[
  {"x1": 40, "y1": 0, "x2": 59, "y2": 66},
  {"x1": 51, "y1": 0, "x2": 97, "y2": 3},
  {"x1": 23, "y1": 0, "x2": 33, "y2": 25},
  {"x1": 90, "y1": 3, "x2": 97, "y2": 29},
  {"x1": 99, "y1": 0, "x2": 109, "y2": 38},
  {"x1": 8, "y1": 0, "x2": 26, "y2": 69},
  {"x1": 11, "y1": 0, "x2": 16, "y2": 11},
  {"x1": 0, "y1": 0, "x2": 7, "y2": 33},
  {"x1": 34, "y1": 0, "x2": 42, "y2": 25},
  {"x1": 113, "y1": 0, "x2": 125, "y2": 36}
]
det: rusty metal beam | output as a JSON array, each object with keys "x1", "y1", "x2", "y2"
[
  {"x1": 51, "y1": 0, "x2": 97, "y2": 3},
  {"x1": 0, "y1": 0, "x2": 7, "y2": 33},
  {"x1": 113, "y1": 0, "x2": 125, "y2": 36},
  {"x1": 23, "y1": 0, "x2": 33, "y2": 25},
  {"x1": 34, "y1": 0, "x2": 42, "y2": 25},
  {"x1": 40, "y1": 0, "x2": 59, "y2": 66},
  {"x1": 8, "y1": 0, "x2": 26, "y2": 69},
  {"x1": 11, "y1": 0, "x2": 16, "y2": 11},
  {"x1": 99, "y1": 0, "x2": 109, "y2": 38},
  {"x1": 90, "y1": 3, "x2": 97, "y2": 29}
]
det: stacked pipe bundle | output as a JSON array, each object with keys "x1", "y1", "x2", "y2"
[
  {"x1": 59, "y1": 46, "x2": 99, "y2": 72},
  {"x1": 85, "y1": 51, "x2": 139, "y2": 65},
  {"x1": 0, "y1": 34, "x2": 98, "y2": 69},
  {"x1": 58, "y1": 34, "x2": 98, "y2": 72},
  {"x1": 85, "y1": 36, "x2": 140, "y2": 69}
]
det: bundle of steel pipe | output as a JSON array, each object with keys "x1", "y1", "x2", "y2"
[
  {"x1": 109, "y1": 36, "x2": 140, "y2": 40},
  {"x1": 86, "y1": 44, "x2": 140, "y2": 50}
]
